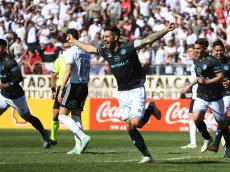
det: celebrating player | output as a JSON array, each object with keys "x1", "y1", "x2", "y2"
[{"x1": 66, "y1": 23, "x2": 176, "y2": 163}]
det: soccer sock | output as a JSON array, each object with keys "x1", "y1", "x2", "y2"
[
  {"x1": 189, "y1": 120, "x2": 196, "y2": 145},
  {"x1": 72, "y1": 116, "x2": 83, "y2": 130},
  {"x1": 27, "y1": 115, "x2": 46, "y2": 136},
  {"x1": 214, "y1": 128, "x2": 222, "y2": 147},
  {"x1": 58, "y1": 114, "x2": 85, "y2": 140},
  {"x1": 128, "y1": 129, "x2": 151, "y2": 157},
  {"x1": 51, "y1": 120, "x2": 60, "y2": 141},
  {"x1": 195, "y1": 120, "x2": 211, "y2": 140},
  {"x1": 221, "y1": 126, "x2": 230, "y2": 147},
  {"x1": 204, "y1": 120, "x2": 217, "y2": 132},
  {"x1": 142, "y1": 108, "x2": 153, "y2": 124},
  {"x1": 74, "y1": 135, "x2": 81, "y2": 149}
]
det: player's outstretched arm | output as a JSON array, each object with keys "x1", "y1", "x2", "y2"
[
  {"x1": 66, "y1": 34, "x2": 98, "y2": 54},
  {"x1": 134, "y1": 23, "x2": 176, "y2": 50},
  {"x1": 181, "y1": 78, "x2": 198, "y2": 93}
]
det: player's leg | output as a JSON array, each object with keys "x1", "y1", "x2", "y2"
[
  {"x1": 128, "y1": 86, "x2": 153, "y2": 163},
  {"x1": 141, "y1": 102, "x2": 162, "y2": 126},
  {"x1": 50, "y1": 86, "x2": 61, "y2": 145},
  {"x1": 193, "y1": 98, "x2": 213, "y2": 152},
  {"x1": 50, "y1": 108, "x2": 60, "y2": 145},
  {"x1": 181, "y1": 99, "x2": 197, "y2": 149},
  {"x1": 8, "y1": 95, "x2": 51, "y2": 148},
  {"x1": 58, "y1": 83, "x2": 88, "y2": 154},
  {"x1": 209, "y1": 98, "x2": 230, "y2": 157}
]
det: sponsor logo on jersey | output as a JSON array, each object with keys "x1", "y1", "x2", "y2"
[
  {"x1": 114, "y1": 55, "x2": 120, "y2": 62},
  {"x1": 196, "y1": 68, "x2": 201, "y2": 75}
]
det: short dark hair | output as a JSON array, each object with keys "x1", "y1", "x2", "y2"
[
  {"x1": 0, "y1": 39, "x2": 7, "y2": 47},
  {"x1": 104, "y1": 26, "x2": 120, "y2": 39},
  {"x1": 67, "y1": 28, "x2": 79, "y2": 40},
  {"x1": 195, "y1": 38, "x2": 209, "y2": 47},
  {"x1": 187, "y1": 44, "x2": 194, "y2": 49},
  {"x1": 212, "y1": 40, "x2": 224, "y2": 48}
]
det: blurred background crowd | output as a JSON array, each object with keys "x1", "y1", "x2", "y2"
[{"x1": 0, "y1": 0, "x2": 229, "y2": 75}]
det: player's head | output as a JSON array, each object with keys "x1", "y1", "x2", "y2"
[
  {"x1": 187, "y1": 44, "x2": 195, "y2": 60},
  {"x1": 63, "y1": 42, "x2": 70, "y2": 52},
  {"x1": 103, "y1": 26, "x2": 120, "y2": 49},
  {"x1": 67, "y1": 28, "x2": 79, "y2": 43},
  {"x1": 194, "y1": 38, "x2": 209, "y2": 58},
  {"x1": 0, "y1": 39, "x2": 7, "y2": 57},
  {"x1": 212, "y1": 40, "x2": 225, "y2": 60}
]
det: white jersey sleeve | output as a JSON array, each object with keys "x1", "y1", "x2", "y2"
[{"x1": 67, "y1": 46, "x2": 91, "y2": 84}]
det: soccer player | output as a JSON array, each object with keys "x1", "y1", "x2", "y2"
[
  {"x1": 207, "y1": 40, "x2": 230, "y2": 154},
  {"x1": 181, "y1": 44, "x2": 217, "y2": 149},
  {"x1": 186, "y1": 38, "x2": 230, "y2": 157},
  {"x1": 0, "y1": 38, "x2": 50, "y2": 148},
  {"x1": 66, "y1": 23, "x2": 176, "y2": 163},
  {"x1": 50, "y1": 42, "x2": 70, "y2": 145},
  {"x1": 57, "y1": 29, "x2": 91, "y2": 155}
]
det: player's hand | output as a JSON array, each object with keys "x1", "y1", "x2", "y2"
[
  {"x1": 198, "y1": 76, "x2": 206, "y2": 84},
  {"x1": 58, "y1": 90, "x2": 63, "y2": 103},
  {"x1": 223, "y1": 79, "x2": 230, "y2": 89},
  {"x1": 181, "y1": 85, "x2": 190, "y2": 94},
  {"x1": 167, "y1": 22, "x2": 176, "y2": 31},
  {"x1": 51, "y1": 92, "x2": 56, "y2": 100},
  {"x1": 66, "y1": 34, "x2": 74, "y2": 44}
]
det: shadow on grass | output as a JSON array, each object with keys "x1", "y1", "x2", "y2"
[
  {"x1": 162, "y1": 161, "x2": 227, "y2": 164},
  {"x1": 84, "y1": 151, "x2": 122, "y2": 155}
]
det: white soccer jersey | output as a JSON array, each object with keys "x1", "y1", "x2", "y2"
[
  {"x1": 65, "y1": 45, "x2": 91, "y2": 84},
  {"x1": 191, "y1": 62, "x2": 198, "y2": 99}
]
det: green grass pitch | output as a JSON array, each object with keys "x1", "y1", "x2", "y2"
[{"x1": 0, "y1": 130, "x2": 229, "y2": 172}]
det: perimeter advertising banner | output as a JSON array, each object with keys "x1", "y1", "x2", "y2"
[
  {"x1": 89, "y1": 98, "x2": 218, "y2": 132},
  {"x1": 21, "y1": 75, "x2": 193, "y2": 99},
  {"x1": 0, "y1": 99, "x2": 90, "y2": 130}
]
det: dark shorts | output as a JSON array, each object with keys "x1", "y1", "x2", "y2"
[
  {"x1": 189, "y1": 99, "x2": 195, "y2": 113},
  {"x1": 60, "y1": 83, "x2": 88, "y2": 110},
  {"x1": 53, "y1": 86, "x2": 61, "y2": 109}
]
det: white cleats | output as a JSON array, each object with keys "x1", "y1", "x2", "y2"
[
  {"x1": 138, "y1": 156, "x2": 154, "y2": 163},
  {"x1": 181, "y1": 143, "x2": 197, "y2": 149},
  {"x1": 200, "y1": 137, "x2": 213, "y2": 153}
]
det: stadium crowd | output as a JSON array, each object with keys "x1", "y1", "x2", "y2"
[{"x1": 0, "y1": 0, "x2": 229, "y2": 75}]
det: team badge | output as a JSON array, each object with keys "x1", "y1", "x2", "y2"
[
  {"x1": 202, "y1": 64, "x2": 207, "y2": 70},
  {"x1": 224, "y1": 65, "x2": 229, "y2": 71},
  {"x1": 197, "y1": 68, "x2": 201, "y2": 75},
  {"x1": 114, "y1": 55, "x2": 120, "y2": 62},
  {"x1": 121, "y1": 48, "x2": 126, "y2": 55}
]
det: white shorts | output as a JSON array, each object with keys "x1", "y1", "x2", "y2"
[
  {"x1": 223, "y1": 96, "x2": 230, "y2": 114},
  {"x1": 0, "y1": 94, "x2": 30, "y2": 116},
  {"x1": 193, "y1": 98, "x2": 225, "y2": 122},
  {"x1": 118, "y1": 85, "x2": 146, "y2": 121}
]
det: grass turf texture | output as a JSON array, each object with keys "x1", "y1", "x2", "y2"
[{"x1": 0, "y1": 130, "x2": 229, "y2": 172}]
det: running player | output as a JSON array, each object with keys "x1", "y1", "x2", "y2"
[
  {"x1": 0, "y1": 38, "x2": 50, "y2": 148},
  {"x1": 207, "y1": 40, "x2": 230, "y2": 154},
  {"x1": 66, "y1": 23, "x2": 176, "y2": 163},
  {"x1": 57, "y1": 29, "x2": 91, "y2": 154},
  {"x1": 186, "y1": 38, "x2": 230, "y2": 157},
  {"x1": 181, "y1": 44, "x2": 217, "y2": 149},
  {"x1": 50, "y1": 42, "x2": 70, "y2": 145}
]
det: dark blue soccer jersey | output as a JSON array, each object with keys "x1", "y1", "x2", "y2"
[
  {"x1": 0, "y1": 54, "x2": 24, "y2": 99},
  {"x1": 193, "y1": 54, "x2": 223, "y2": 101},
  {"x1": 220, "y1": 56, "x2": 230, "y2": 97},
  {"x1": 97, "y1": 41, "x2": 145, "y2": 91}
]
